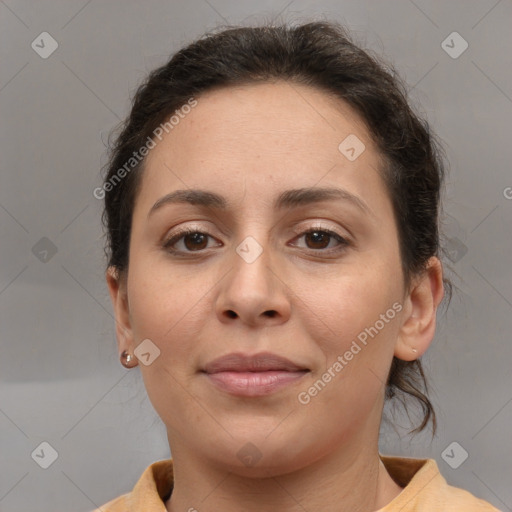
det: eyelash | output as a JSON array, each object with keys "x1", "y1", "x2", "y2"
[{"x1": 162, "y1": 226, "x2": 350, "y2": 256}]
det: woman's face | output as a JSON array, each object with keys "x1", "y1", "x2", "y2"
[{"x1": 113, "y1": 81, "x2": 416, "y2": 474}]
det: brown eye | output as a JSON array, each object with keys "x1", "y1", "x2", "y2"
[
  {"x1": 181, "y1": 232, "x2": 208, "y2": 251},
  {"x1": 304, "y1": 230, "x2": 332, "y2": 250},
  {"x1": 163, "y1": 229, "x2": 219, "y2": 253},
  {"x1": 294, "y1": 228, "x2": 349, "y2": 252}
]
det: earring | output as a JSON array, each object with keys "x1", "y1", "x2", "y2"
[
  {"x1": 121, "y1": 350, "x2": 138, "y2": 368},
  {"x1": 412, "y1": 348, "x2": 418, "y2": 354}
]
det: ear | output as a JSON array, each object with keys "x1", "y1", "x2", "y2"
[
  {"x1": 394, "y1": 257, "x2": 445, "y2": 361},
  {"x1": 106, "y1": 266, "x2": 135, "y2": 358}
]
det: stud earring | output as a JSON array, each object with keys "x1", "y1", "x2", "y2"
[{"x1": 120, "y1": 350, "x2": 138, "y2": 368}]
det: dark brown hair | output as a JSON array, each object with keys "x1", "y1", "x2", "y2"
[{"x1": 101, "y1": 20, "x2": 452, "y2": 436}]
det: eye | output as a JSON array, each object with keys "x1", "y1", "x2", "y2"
[
  {"x1": 162, "y1": 225, "x2": 350, "y2": 256},
  {"x1": 163, "y1": 228, "x2": 221, "y2": 254},
  {"x1": 291, "y1": 227, "x2": 349, "y2": 252}
]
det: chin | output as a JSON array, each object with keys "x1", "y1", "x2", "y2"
[{"x1": 200, "y1": 432, "x2": 317, "y2": 477}]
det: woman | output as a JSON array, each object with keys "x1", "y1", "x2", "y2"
[{"x1": 95, "y1": 20, "x2": 500, "y2": 511}]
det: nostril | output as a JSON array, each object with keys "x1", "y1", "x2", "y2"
[
  {"x1": 226, "y1": 310, "x2": 237, "y2": 319},
  {"x1": 264, "y1": 310, "x2": 277, "y2": 318}
]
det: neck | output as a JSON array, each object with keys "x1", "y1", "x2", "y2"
[{"x1": 165, "y1": 426, "x2": 402, "y2": 512}]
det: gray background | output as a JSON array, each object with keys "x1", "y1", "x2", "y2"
[{"x1": 0, "y1": 1, "x2": 511, "y2": 511}]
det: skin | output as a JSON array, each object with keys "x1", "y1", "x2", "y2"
[{"x1": 106, "y1": 80, "x2": 444, "y2": 512}]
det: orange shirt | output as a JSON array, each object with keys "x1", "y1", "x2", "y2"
[{"x1": 94, "y1": 454, "x2": 502, "y2": 511}]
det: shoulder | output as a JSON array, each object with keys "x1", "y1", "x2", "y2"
[
  {"x1": 89, "y1": 458, "x2": 174, "y2": 512},
  {"x1": 431, "y1": 478, "x2": 502, "y2": 511},
  {"x1": 91, "y1": 492, "x2": 130, "y2": 512},
  {"x1": 380, "y1": 455, "x2": 502, "y2": 511}
]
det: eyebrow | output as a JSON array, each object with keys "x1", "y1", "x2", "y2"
[{"x1": 147, "y1": 186, "x2": 374, "y2": 219}]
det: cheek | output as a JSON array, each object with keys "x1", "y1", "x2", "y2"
[
  {"x1": 297, "y1": 265, "x2": 400, "y2": 347},
  {"x1": 127, "y1": 267, "x2": 207, "y2": 426},
  {"x1": 294, "y1": 277, "x2": 400, "y2": 433},
  {"x1": 294, "y1": 266, "x2": 402, "y2": 412},
  {"x1": 128, "y1": 241, "x2": 207, "y2": 320},
  {"x1": 126, "y1": 263, "x2": 205, "y2": 363}
]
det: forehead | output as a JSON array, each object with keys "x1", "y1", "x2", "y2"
[
  {"x1": 136, "y1": 81, "x2": 386, "y2": 213},
  {"x1": 152, "y1": 80, "x2": 370, "y2": 154}
]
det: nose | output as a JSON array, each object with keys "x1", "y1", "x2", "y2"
[{"x1": 215, "y1": 238, "x2": 291, "y2": 328}]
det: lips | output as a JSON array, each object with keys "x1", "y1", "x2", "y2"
[
  {"x1": 202, "y1": 352, "x2": 308, "y2": 374},
  {"x1": 201, "y1": 352, "x2": 309, "y2": 397}
]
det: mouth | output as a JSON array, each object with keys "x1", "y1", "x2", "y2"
[{"x1": 201, "y1": 352, "x2": 310, "y2": 397}]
